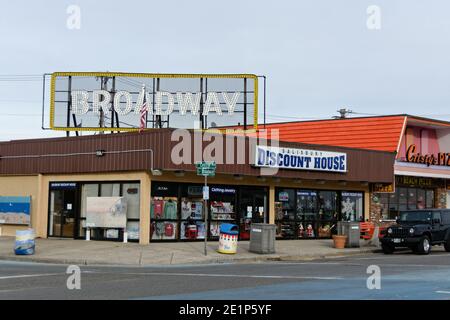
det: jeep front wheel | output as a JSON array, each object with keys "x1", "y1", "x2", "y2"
[
  {"x1": 444, "y1": 238, "x2": 450, "y2": 252},
  {"x1": 382, "y1": 244, "x2": 395, "y2": 254},
  {"x1": 417, "y1": 236, "x2": 432, "y2": 255}
]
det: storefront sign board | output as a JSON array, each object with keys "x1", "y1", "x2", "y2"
[
  {"x1": 405, "y1": 144, "x2": 450, "y2": 167},
  {"x1": 255, "y1": 145, "x2": 347, "y2": 173},
  {"x1": 372, "y1": 182, "x2": 395, "y2": 193}
]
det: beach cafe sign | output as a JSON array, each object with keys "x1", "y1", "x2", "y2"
[
  {"x1": 405, "y1": 144, "x2": 450, "y2": 167},
  {"x1": 255, "y1": 145, "x2": 347, "y2": 173}
]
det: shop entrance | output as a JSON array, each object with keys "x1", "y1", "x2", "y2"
[
  {"x1": 48, "y1": 187, "x2": 77, "y2": 238},
  {"x1": 238, "y1": 187, "x2": 268, "y2": 240}
]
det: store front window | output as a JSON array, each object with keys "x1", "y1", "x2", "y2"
[
  {"x1": 82, "y1": 182, "x2": 140, "y2": 241},
  {"x1": 341, "y1": 192, "x2": 364, "y2": 222},
  {"x1": 276, "y1": 188, "x2": 365, "y2": 239},
  {"x1": 296, "y1": 190, "x2": 318, "y2": 239},
  {"x1": 180, "y1": 185, "x2": 206, "y2": 240},
  {"x1": 151, "y1": 182, "x2": 179, "y2": 241},
  {"x1": 209, "y1": 187, "x2": 237, "y2": 239},
  {"x1": 151, "y1": 182, "x2": 268, "y2": 241},
  {"x1": 317, "y1": 191, "x2": 338, "y2": 239},
  {"x1": 373, "y1": 187, "x2": 435, "y2": 220},
  {"x1": 275, "y1": 189, "x2": 297, "y2": 239},
  {"x1": 49, "y1": 181, "x2": 141, "y2": 241}
]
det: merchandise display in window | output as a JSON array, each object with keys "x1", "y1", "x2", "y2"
[
  {"x1": 210, "y1": 201, "x2": 234, "y2": 220},
  {"x1": 318, "y1": 191, "x2": 338, "y2": 221},
  {"x1": 209, "y1": 222, "x2": 222, "y2": 238},
  {"x1": 209, "y1": 187, "x2": 237, "y2": 238},
  {"x1": 150, "y1": 182, "x2": 268, "y2": 241},
  {"x1": 341, "y1": 192, "x2": 364, "y2": 222},
  {"x1": 151, "y1": 197, "x2": 178, "y2": 220},
  {"x1": 276, "y1": 188, "x2": 365, "y2": 239},
  {"x1": 297, "y1": 191, "x2": 318, "y2": 221},
  {"x1": 180, "y1": 199, "x2": 204, "y2": 220},
  {"x1": 126, "y1": 222, "x2": 139, "y2": 240},
  {"x1": 373, "y1": 187, "x2": 435, "y2": 220},
  {"x1": 73, "y1": 181, "x2": 141, "y2": 241},
  {"x1": 151, "y1": 221, "x2": 178, "y2": 240},
  {"x1": 180, "y1": 219, "x2": 206, "y2": 240},
  {"x1": 277, "y1": 222, "x2": 297, "y2": 239},
  {"x1": 318, "y1": 223, "x2": 331, "y2": 238}
]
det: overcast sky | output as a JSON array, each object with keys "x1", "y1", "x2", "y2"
[{"x1": 1, "y1": 0, "x2": 450, "y2": 141}]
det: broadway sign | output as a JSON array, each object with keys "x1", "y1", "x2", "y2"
[{"x1": 49, "y1": 72, "x2": 258, "y2": 132}]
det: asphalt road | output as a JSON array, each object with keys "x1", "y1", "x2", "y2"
[{"x1": 0, "y1": 248, "x2": 449, "y2": 300}]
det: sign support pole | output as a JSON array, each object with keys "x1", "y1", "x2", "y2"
[
  {"x1": 195, "y1": 161, "x2": 215, "y2": 256},
  {"x1": 204, "y1": 175, "x2": 208, "y2": 256}
]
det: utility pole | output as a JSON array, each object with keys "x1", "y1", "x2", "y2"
[{"x1": 335, "y1": 108, "x2": 353, "y2": 119}]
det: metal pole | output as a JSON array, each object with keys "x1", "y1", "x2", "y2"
[
  {"x1": 66, "y1": 76, "x2": 72, "y2": 137},
  {"x1": 200, "y1": 78, "x2": 204, "y2": 130},
  {"x1": 264, "y1": 76, "x2": 266, "y2": 128},
  {"x1": 111, "y1": 77, "x2": 116, "y2": 133},
  {"x1": 244, "y1": 78, "x2": 247, "y2": 130},
  {"x1": 204, "y1": 175, "x2": 208, "y2": 256},
  {"x1": 41, "y1": 74, "x2": 46, "y2": 130}
]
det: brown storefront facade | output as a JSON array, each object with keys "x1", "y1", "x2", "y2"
[{"x1": 0, "y1": 129, "x2": 395, "y2": 244}]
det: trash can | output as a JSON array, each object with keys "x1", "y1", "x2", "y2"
[
  {"x1": 337, "y1": 221, "x2": 360, "y2": 248},
  {"x1": 249, "y1": 223, "x2": 276, "y2": 254},
  {"x1": 14, "y1": 229, "x2": 35, "y2": 255},
  {"x1": 217, "y1": 223, "x2": 239, "y2": 254}
]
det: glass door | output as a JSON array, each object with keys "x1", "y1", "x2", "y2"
[
  {"x1": 49, "y1": 189, "x2": 76, "y2": 238},
  {"x1": 296, "y1": 190, "x2": 318, "y2": 239},
  {"x1": 239, "y1": 187, "x2": 268, "y2": 240},
  {"x1": 317, "y1": 191, "x2": 338, "y2": 238}
]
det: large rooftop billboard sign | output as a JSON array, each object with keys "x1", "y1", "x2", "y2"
[{"x1": 49, "y1": 72, "x2": 259, "y2": 132}]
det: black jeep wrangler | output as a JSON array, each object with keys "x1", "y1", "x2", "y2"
[{"x1": 380, "y1": 209, "x2": 450, "y2": 255}]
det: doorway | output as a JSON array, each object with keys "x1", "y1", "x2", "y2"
[
  {"x1": 238, "y1": 187, "x2": 268, "y2": 240},
  {"x1": 48, "y1": 188, "x2": 77, "y2": 238}
]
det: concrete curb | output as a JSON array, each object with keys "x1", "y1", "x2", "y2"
[{"x1": 0, "y1": 248, "x2": 379, "y2": 266}]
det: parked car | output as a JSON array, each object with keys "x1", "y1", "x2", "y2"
[{"x1": 380, "y1": 209, "x2": 450, "y2": 255}]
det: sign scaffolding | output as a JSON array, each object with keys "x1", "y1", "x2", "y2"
[{"x1": 45, "y1": 72, "x2": 260, "y2": 133}]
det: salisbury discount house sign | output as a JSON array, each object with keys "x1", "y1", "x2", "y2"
[{"x1": 255, "y1": 146, "x2": 347, "y2": 173}]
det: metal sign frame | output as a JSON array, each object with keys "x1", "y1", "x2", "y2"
[{"x1": 47, "y1": 72, "x2": 259, "y2": 133}]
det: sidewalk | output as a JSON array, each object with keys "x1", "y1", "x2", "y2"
[{"x1": 0, "y1": 236, "x2": 378, "y2": 266}]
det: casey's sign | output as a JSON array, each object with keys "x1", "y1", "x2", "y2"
[{"x1": 406, "y1": 144, "x2": 450, "y2": 167}]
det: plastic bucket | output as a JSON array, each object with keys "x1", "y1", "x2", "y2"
[
  {"x1": 218, "y1": 224, "x2": 239, "y2": 254},
  {"x1": 14, "y1": 229, "x2": 35, "y2": 255}
]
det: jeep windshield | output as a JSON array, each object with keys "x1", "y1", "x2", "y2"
[{"x1": 399, "y1": 211, "x2": 432, "y2": 223}]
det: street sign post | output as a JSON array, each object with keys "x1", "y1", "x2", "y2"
[{"x1": 195, "y1": 161, "x2": 216, "y2": 256}]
